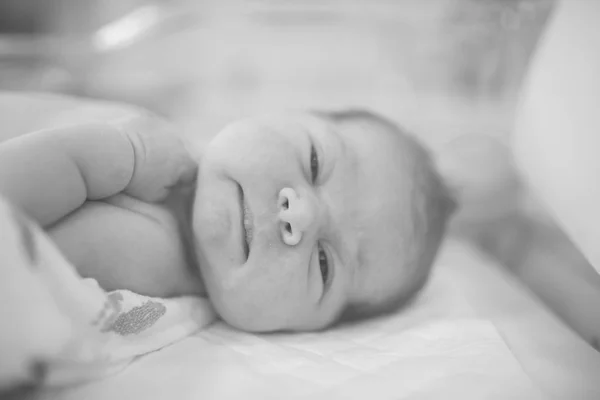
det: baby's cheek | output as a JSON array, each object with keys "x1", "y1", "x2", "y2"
[
  {"x1": 227, "y1": 137, "x2": 298, "y2": 180},
  {"x1": 241, "y1": 257, "x2": 294, "y2": 299},
  {"x1": 220, "y1": 257, "x2": 306, "y2": 328}
]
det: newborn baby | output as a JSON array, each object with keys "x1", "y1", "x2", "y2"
[
  {"x1": 193, "y1": 110, "x2": 455, "y2": 331},
  {"x1": 2, "y1": 108, "x2": 454, "y2": 332}
]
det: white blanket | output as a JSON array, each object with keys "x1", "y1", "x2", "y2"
[
  {"x1": 0, "y1": 195, "x2": 216, "y2": 393},
  {"x1": 42, "y1": 244, "x2": 550, "y2": 400}
]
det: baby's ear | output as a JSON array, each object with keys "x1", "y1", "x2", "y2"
[
  {"x1": 431, "y1": 158, "x2": 459, "y2": 219},
  {"x1": 444, "y1": 188, "x2": 459, "y2": 218}
]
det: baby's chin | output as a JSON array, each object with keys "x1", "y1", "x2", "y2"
[{"x1": 160, "y1": 179, "x2": 207, "y2": 296}]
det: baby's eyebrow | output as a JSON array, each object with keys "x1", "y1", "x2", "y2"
[{"x1": 296, "y1": 124, "x2": 313, "y2": 153}]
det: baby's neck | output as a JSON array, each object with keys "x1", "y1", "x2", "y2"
[{"x1": 162, "y1": 183, "x2": 207, "y2": 297}]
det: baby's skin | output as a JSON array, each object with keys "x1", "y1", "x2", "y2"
[
  {"x1": 0, "y1": 101, "x2": 453, "y2": 333},
  {"x1": 193, "y1": 111, "x2": 453, "y2": 331}
]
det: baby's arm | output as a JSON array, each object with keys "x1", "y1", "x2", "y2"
[
  {"x1": 512, "y1": 0, "x2": 600, "y2": 273},
  {"x1": 0, "y1": 123, "x2": 134, "y2": 227},
  {"x1": 0, "y1": 91, "x2": 141, "y2": 141},
  {"x1": 0, "y1": 104, "x2": 197, "y2": 228}
]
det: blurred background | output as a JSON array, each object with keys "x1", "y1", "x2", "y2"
[
  {"x1": 0, "y1": 0, "x2": 552, "y2": 143},
  {"x1": 1, "y1": 0, "x2": 599, "y2": 348}
]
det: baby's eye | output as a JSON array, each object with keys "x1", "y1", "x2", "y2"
[
  {"x1": 310, "y1": 144, "x2": 319, "y2": 183},
  {"x1": 318, "y1": 242, "x2": 329, "y2": 285}
]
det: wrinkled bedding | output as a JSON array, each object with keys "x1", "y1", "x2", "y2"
[
  {"x1": 39, "y1": 241, "x2": 600, "y2": 400},
  {"x1": 0, "y1": 195, "x2": 215, "y2": 391},
  {"x1": 1, "y1": 94, "x2": 598, "y2": 396}
]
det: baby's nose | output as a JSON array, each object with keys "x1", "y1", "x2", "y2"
[{"x1": 277, "y1": 187, "x2": 316, "y2": 246}]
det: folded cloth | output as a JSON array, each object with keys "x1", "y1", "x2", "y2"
[{"x1": 0, "y1": 195, "x2": 216, "y2": 391}]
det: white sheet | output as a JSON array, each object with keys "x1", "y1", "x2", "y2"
[{"x1": 41, "y1": 241, "x2": 561, "y2": 400}]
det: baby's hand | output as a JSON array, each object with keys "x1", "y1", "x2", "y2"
[{"x1": 114, "y1": 112, "x2": 198, "y2": 202}]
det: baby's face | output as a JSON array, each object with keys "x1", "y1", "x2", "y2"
[{"x1": 193, "y1": 113, "x2": 417, "y2": 332}]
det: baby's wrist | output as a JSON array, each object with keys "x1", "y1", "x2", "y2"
[{"x1": 111, "y1": 111, "x2": 198, "y2": 202}]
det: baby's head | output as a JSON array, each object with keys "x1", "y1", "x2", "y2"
[{"x1": 193, "y1": 110, "x2": 455, "y2": 332}]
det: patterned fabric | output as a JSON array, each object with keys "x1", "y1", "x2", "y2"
[{"x1": 0, "y1": 195, "x2": 216, "y2": 392}]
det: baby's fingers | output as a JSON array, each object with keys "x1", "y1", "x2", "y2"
[
  {"x1": 114, "y1": 112, "x2": 198, "y2": 202},
  {"x1": 176, "y1": 155, "x2": 199, "y2": 186}
]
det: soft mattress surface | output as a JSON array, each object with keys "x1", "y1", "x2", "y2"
[{"x1": 42, "y1": 242, "x2": 555, "y2": 400}]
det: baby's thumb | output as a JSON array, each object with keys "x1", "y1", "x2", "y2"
[
  {"x1": 113, "y1": 111, "x2": 197, "y2": 202},
  {"x1": 176, "y1": 142, "x2": 199, "y2": 186}
]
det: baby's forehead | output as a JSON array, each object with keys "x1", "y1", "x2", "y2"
[
  {"x1": 243, "y1": 112, "x2": 420, "y2": 224},
  {"x1": 319, "y1": 113, "x2": 434, "y2": 309},
  {"x1": 337, "y1": 123, "x2": 414, "y2": 186},
  {"x1": 240, "y1": 111, "x2": 405, "y2": 152}
]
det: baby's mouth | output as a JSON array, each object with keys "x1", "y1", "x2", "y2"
[{"x1": 238, "y1": 184, "x2": 254, "y2": 260}]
